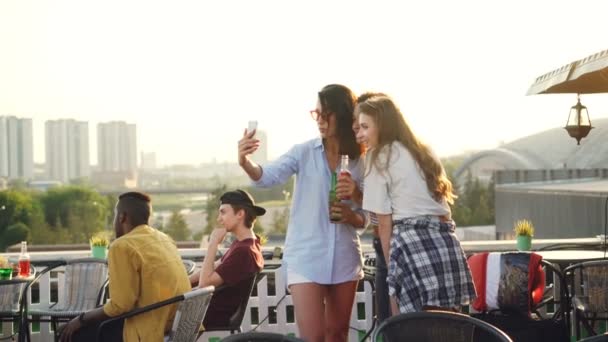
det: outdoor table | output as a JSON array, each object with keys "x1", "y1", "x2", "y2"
[
  {"x1": 0, "y1": 268, "x2": 36, "y2": 342},
  {"x1": 536, "y1": 250, "x2": 608, "y2": 270}
]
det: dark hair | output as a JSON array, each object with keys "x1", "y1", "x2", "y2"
[
  {"x1": 230, "y1": 204, "x2": 257, "y2": 229},
  {"x1": 117, "y1": 192, "x2": 152, "y2": 227},
  {"x1": 318, "y1": 84, "x2": 362, "y2": 159}
]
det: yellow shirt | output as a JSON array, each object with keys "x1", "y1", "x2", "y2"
[{"x1": 103, "y1": 225, "x2": 191, "y2": 342}]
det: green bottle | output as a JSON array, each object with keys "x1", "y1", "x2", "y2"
[{"x1": 329, "y1": 172, "x2": 341, "y2": 222}]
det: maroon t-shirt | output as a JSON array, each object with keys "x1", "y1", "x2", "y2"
[{"x1": 203, "y1": 236, "x2": 264, "y2": 328}]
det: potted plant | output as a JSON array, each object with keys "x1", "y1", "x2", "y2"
[
  {"x1": 90, "y1": 232, "x2": 110, "y2": 259},
  {"x1": 514, "y1": 219, "x2": 534, "y2": 251}
]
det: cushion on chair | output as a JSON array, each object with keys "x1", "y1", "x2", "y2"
[{"x1": 468, "y1": 252, "x2": 545, "y2": 314}]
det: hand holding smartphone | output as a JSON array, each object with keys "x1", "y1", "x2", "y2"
[{"x1": 248, "y1": 120, "x2": 258, "y2": 137}]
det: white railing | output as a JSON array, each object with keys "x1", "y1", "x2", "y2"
[
  {"x1": 2, "y1": 237, "x2": 603, "y2": 341},
  {"x1": 0, "y1": 249, "x2": 374, "y2": 342}
]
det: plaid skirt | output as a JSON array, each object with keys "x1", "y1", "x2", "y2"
[{"x1": 387, "y1": 215, "x2": 476, "y2": 313}]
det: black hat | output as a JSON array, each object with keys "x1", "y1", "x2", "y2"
[{"x1": 219, "y1": 189, "x2": 266, "y2": 216}]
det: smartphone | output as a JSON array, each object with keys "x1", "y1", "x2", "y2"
[{"x1": 248, "y1": 120, "x2": 258, "y2": 137}]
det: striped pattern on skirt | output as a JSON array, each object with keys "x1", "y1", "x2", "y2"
[{"x1": 387, "y1": 215, "x2": 476, "y2": 313}]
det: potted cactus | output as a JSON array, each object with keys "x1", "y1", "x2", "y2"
[
  {"x1": 90, "y1": 232, "x2": 110, "y2": 259},
  {"x1": 514, "y1": 219, "x2": 534, "y2": 251}
]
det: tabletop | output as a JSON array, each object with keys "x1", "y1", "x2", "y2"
[{"x1": 536, "y1": 250, "x2": 608, "y2": 262}]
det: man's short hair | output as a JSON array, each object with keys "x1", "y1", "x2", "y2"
[{"x1": 118, "y1": 192, "x2": 152, "y2": 226}]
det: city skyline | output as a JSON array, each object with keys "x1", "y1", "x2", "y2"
[
  {"x1": 1, "y1": 1, "x2": 608, "y2": 166},
  {"x1": 1, "y1": 115, "x2": 269, "y2": 170},
  {"x1": 1, "y1": 115, "x2": 144, "y2": 182}
]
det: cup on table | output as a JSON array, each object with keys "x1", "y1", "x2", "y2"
[{"x1": 0, "y1": 268, "x2": 12, "y2": 280}]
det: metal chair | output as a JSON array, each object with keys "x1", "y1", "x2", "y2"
[
  {"x1": 220, "y1": 332, "x2": 305, "y2": 342},
  {"x1": 96, "y1": 286, "x2": 214, "y2": 342},
  {"x1": 26, "y1": 258, "x2": 108, "y2": 342},
  {"x1": 372, "y1": 311, "x2": 513, "y2": 342},
  {"x1": 202, "y1": 273, "x2": 259, "y2": 334},
  {"x1": 564, "y1": 259, "x2": 608, "y2": 340},
  {"x1": 533, "y1": 260, "x2": 570, "y2": 328}
]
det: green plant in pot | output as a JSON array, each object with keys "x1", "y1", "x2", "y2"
[
  {"x1": 90, "y1": 232, "x2": 110, "y2": 259},
  {"x1": 514, "y1": 219, "x2": 534, "y2": 251}
]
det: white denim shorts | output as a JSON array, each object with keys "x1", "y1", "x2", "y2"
[{"x1": 285, "y1": 267, "x2": 314, "y2": 290}]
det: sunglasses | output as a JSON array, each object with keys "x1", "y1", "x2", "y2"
[{"x1": 309, "y1": 109, "x2": 333, "y2": 121}]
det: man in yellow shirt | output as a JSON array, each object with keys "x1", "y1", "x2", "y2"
[{"x1": 60, "y1": 192, "x2": 191, "y2": 342}]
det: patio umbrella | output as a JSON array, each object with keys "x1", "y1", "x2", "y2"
[{"x1": 527, "y1": 48, "x2": 608, "y2": 95}]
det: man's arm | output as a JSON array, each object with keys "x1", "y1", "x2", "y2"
[
  {"x1": 59, "y1": 307, "x2": 112, "y2": 342},
  {"x1": 198, "y1": 228, "x2": 226, "y2": 288}
]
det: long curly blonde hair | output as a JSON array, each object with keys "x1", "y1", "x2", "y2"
[{"x1": 358, "y1": 96, "x2": 456, "y2": 204}]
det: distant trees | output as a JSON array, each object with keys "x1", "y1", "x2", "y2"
[
  {"x1": 38, "y1": 186, "x2": 111, "y2": 244},
  {"x1": 165, "y1": 210, "x2": 191, "y2": 241},
  {"x1": 0, "y1": 190, "x2": 41, "y2": 250},
  {"x1": 0, "y1": 186, "x2": 111, "y2": 250},
  {"x1": 450, "y1": 172, "x2": 495, "y2": 227}
]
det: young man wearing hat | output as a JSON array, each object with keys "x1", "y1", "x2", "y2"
[{"x1": 190, "y1": 189, "x2": 265, "y2": 328}]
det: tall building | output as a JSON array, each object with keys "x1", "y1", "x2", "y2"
[
  {"x1": 0, "y1": 116, "x2": 33, "y2": 180},
  {"x1": 140, "y1": 151, "x2": 157, "y2": 170},
  {"x1": 97, "y1": 121, "x2": 137, "y2": 172},
  {"x1": 251, "y1": 130, "x2": 268, "y2": 164},
  {"x1": 45, "y1": 119, "x2": 90, "y2": 182}
]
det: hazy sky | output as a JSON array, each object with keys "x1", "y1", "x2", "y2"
[{"x1": 1, "y1": 0, "x2": 607, "y2": 166}]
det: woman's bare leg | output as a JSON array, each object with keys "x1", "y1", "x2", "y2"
[
  {"x1": 290, "y1": 283, "x2": 327, "y2": 342},
  {"x1": 325, "y1": 280, "x2": 358, "y2": 342}
]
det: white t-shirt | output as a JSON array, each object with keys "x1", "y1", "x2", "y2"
[{"x1": 362, "y1": 141, "x2": 450, "y2": 221}]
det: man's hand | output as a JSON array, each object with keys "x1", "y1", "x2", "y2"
[
  {"x1": 209, "y1": 228, "x2": 227, "y2": 246},
  {"x1": 59, "y1": 316, "x2": 82, "y2": 342}
]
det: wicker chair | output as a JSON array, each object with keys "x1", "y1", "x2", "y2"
[
  {"x1": 578, "y1": 334, "x2": 608, "y2": 342},
  {"x1": 564, "y1": 260, "x2": 608, "y2": 340},
  {"x1": 372, "y1": 311, "x2": 513, "y2": 342},
  {"x1": 26, "y1": 259, "x2": 108, "y2": 342},
  {"x1": 0, "y1": 277, "x2": 31, "y2": 341},
  {"x1": 96, "y1": 286, "x2": 214, "y2": 342}
]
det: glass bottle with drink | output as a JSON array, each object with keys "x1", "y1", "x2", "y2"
[
  {"x1": 329, "y1": 172, "x2": 342, "y2": 223},
  {"x1": 338, "y1": 155, "x2": 351, "y2": 200},
  {"x1": 18, "y1": 241, "x2": 30, "y2": 277}
]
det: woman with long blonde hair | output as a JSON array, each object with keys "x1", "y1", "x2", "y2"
[{"x1": 356, "y1": 95, "x2": 475, "y2": 314}]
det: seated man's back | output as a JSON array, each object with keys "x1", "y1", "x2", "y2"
[{"x1": 104, "y1": 225, "x2": 192, "y2": 341}]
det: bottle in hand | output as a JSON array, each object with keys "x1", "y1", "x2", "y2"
[
  {"x1": 338, "y1": 155, "x2": 351, "y2": 200},
  {"x1": 329, "y1": 172, "x2": 342, "y2": 223}
]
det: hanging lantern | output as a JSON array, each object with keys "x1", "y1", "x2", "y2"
[{"x1": 564, "y1": 94, "x2": 593, "y2": 145}]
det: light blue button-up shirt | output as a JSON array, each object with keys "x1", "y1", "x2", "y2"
[{"x1": 253, "y1": 138, "x2": 364, "y2": 284}]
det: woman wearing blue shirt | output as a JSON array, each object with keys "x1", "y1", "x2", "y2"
[{"x1": 238, "y1": 84, "x2": 365, "y2": 342}]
